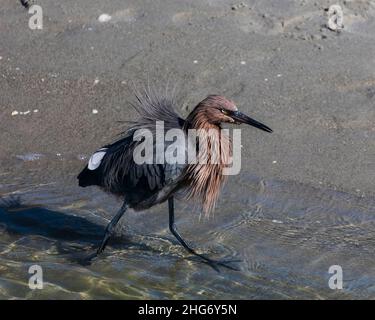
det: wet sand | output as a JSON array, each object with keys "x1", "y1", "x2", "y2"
[{"x1": 0, "y1": 0, "x2": 375, "y2": 299}]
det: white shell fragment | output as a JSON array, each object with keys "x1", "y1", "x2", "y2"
[
  {"x1": 77, "y1": 154, "x2": 87, "y2": 161},
  {"x1": 98, "y1": 14, "x2": 112, "y2": 23},
  {"x1": 88, "y1": 148, "x2": 108, "y2": 170},
  {"x1": 16, "y1": 153, "x2": 44, "y2": 161},
  {"x1": 272, "y1": 219, "x2": 283, "y2": 224},
  {"x1": 12, "y1": 110, "x2": 38, "y2": 116},
  {"x1": 327, "y1": 5, "x2": 344, "y2": 31}
]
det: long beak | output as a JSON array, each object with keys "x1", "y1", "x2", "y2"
[{"x1": 231, "y1": 111, "x2": 273, "y2": 133}]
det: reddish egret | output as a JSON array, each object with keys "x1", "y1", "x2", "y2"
[
  {"x1": 19, "y1": 0, "x2": 30, "y2": 9},
  {"x1": 78, "y1": 93, "x2": 272, "y2": 270}
]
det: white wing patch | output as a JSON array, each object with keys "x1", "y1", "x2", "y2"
[{"x1": 88, "y1": 148, "x2": 107, "y2": 170}]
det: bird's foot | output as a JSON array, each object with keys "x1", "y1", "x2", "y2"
[
  {"x1": 196, "y1": 255, "x2": 241, "y2": 272},
  {"x1": 96, "y1": 242, "x2": 107, "y2": 256},
  {"x1": 78, "y1": 252, "x2": 98, "y2": 266},
  {"x1": 91, "y1": 228, "x2": 113, "y2": 257},
  {"x1": 82, "y1": 242, "x2": 109, "y2": 265}
]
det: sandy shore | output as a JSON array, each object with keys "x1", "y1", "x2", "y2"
[{"x1": 1, "y1": 0, "x2": 374, "y2": 198}]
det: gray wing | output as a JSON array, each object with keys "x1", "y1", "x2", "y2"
[{"x1": 99, "y1": 129, "x2": 188, "y2": 199}]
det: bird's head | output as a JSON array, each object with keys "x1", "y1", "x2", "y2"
[{"x1": 195, "y1": 95, "x2": 273, "y2": 133}]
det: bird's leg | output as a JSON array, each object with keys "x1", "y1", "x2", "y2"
[
  {"x1": 168, "y1": 197, "x2": 239, "y2": 272},
  {"x1": 96, "y1": 201, "x2": 128, "y2": 255}
]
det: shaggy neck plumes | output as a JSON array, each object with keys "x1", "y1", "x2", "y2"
[
  {"x1": 183, "y1": 107, "x2": 232, "y2": 216},
  {"x1": 184, "y1": 108, "x2": 221, "y2": 130}
]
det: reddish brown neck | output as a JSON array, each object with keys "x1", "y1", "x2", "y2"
[{"x1": 184, "y1": 108, "x2": 221, "y2": 131}]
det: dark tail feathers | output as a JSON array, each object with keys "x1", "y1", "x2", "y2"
[{"x1": 77, "y1": 166, "x2": 101, "y2": 187}]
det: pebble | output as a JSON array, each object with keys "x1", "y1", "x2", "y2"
[
  {"x1": 92, "y1": 109, "x2": 98, "y2": 114},
  {"x1": 327, "y1": 5, "x2": 344, "y2": 31},
  {"x1": 231, "y1": 2, "x2": 247, "y2": 10},
  {"x1": 98, "y1": 14, "x2": 112, "y2": 23}
]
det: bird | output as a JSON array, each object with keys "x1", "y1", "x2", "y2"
[{"x1": 77, "y1": 90, "x2": 272, "y2": 271}]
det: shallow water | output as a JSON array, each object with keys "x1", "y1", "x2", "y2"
[{"x1": 0, "y1": 171, "x2": 374, "y2": 299}]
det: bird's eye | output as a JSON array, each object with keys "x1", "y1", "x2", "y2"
[{"x1": 221, "y1": 109, "x2": 228, "y2": 115}]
